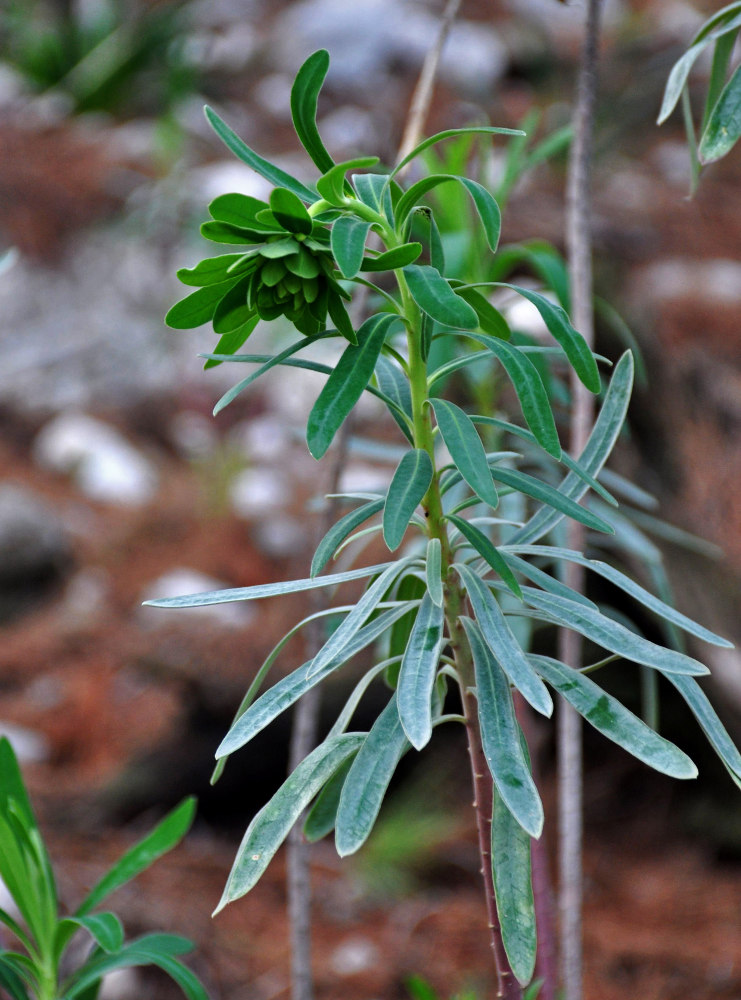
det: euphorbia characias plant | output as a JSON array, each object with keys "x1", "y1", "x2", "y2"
[{"x1": 151, "y1": 50, "x2": 740, "y2": 996}]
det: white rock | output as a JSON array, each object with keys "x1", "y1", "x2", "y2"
[
  {"x1": 330, "y1": 936, "x2": 380, "y2": 975},
  {"x1": 340, "y1": 462, "x2": 391, "y2": 494},
  {"x1": 228, "y1": 415, "x2": 292, "y2": 463},
  {"x1": 503, "y1": 297, "x2": 549, "y2": 339},
  {"x1": 34, "y1": 414, "x2": 158, "y2": 506},
  {"x1": 0, "y1": 721, "x2": 50, "y2": 763},
  {"x1": 99, "y1": 968, "x2": 142, "y2": 1000},
  {"x1": 190, "y1": 159, "x2": 273, "y2": 204},
  {"x1": 635, "y1": 259, "x2": 741, "y2": 304},
  {"x1": 230, "y1": 466, "x2": 288, "y2": 518},
  {"x1": 140, "y1": 568, "x2": 255, "y2": 629},
  {"x1": 251, "y1": 516, "x2": 307, "y2": 558},
  {"x1": 170, "y1": 410, "x2": 219, "y2": 459}
]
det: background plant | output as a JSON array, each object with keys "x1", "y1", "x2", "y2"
[
  {"x1": 0, "y1": 738, "x2": 207, "y2": 1000},
  {"x1": 150, "y1": 49, "x2": 740, "y2": 998}
]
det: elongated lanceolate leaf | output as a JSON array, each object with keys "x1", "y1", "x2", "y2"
[
  {"x1": 290, "y1": 49, "x2": 335, "y2": 173},
  {"x1": 457, "y1": 565, "x2": 553, "y2": 717},
  {"x1": 404, "y1": 264, "x2": 478, "y2": 329},
  {"x1": 177, "y1": 252, "x2": 253, "y2": 287},
  {"x1": 431, "y1": 398, "x2": 499, "y2": 508},
  {"x1": 498, "y1": 284, "x2": 601, "y2": 393},
  {"x1": 397, "y1": 592, "x2": 445, "y2": 749},
  {"x1": 217, "y1": 733, "x2": 363, "y2": 909},
  {"x1": 205, "y1": 314, "x2": 260, "y2": 370},
  {"x1": 208, "y1": 193, "x2": 271, "y2": 229},
  {"x1": 205, "y1": 106, "x2": 317, "y2": 203},
  {"x1": 521, "y1": 587, "x2": 709, "y2": 676},
  {"x1": 144, "y1": 561, "x2": 392, "y2": 609},
  {"x1": 76, "y1": 798, "x2": 196, "y2": 916},
  {"x1": 335, "y1": 695, "x2": 409, "y2": 856},
  {"x1": 425, "y1": 537, "x2": 443, "y2": 607},
  {"x1": 466, "y1": 332, "x2": 561, "y2": 458},
  {"x1": 361, "y1": 243, "x2": 422, "y2": 271},
  {"x1": 331, "y1": 216, "x2": 372, "y2": 278},
  {"x1": 58, "y1": 912, "x2": 125, "y2": 954},
  {"x1": 462, "y1": 618, "x2": 543, "y2": 838},
  {"x1": 447, "y1": 515, "x2": 522, "y2": 599},
  {"x1": 0, "y1": 959, "x2": 29, "y2": 1000},
  {"x1": 311, "y1": 499, "x2": 385, "y2": 576},
  {"x1": 492, "y1": 788, "x2": 537, "y2": 986},
  {"x1": 374, "y1": 354, "x2": 413, "y2": 441},
  {"x1": 395, "y1": 174, "x2": 501, "y2": 252},
  {"x1": 270, "y1": 187, "x2": 313, "y2": 235},
  {"x1": 307, "y1": 561, "x2": 411, "y2": 680},
  {"x1": 503, "y1": 545, "x2": 732, "y2": 647},
  {"x1": 668, "y1": 673, "x2": 741, "y2": 783},
  {"x1": 531, "y1": 655, "x2": 697, "y2": 778},
  {"x1": 303, "y1": 756, "x2": 355, "y2": 842},
  {"x1": 391, "y1": 126, "x2": 524, "y2": 178},
  {"x1": 700, "y1": 62, "x2": 741, "y2": 162},
  {"x1": 489, "y1": 466, "x2": 614, "y2": 535},
  {"x1": 383, "y1": 449, "x2": 433, "y2": 550},
  {"x1": 217, "y1": 605, "x2": 411, "y2": 758},
  {"x1": 307, "y1": 313, "x2": 396, "y2": 459},
  {"x1": 510, "y1": 351, "x2": 634, "y2": 544},
  {"x1": 500, "y1": 551, "x2": 597, "y2": 610},
  {"x1": 316, "y1": 157, "x2": 380, "y2": 204},
  {"x1": 165, "y1": 280, "x2": 237, "y2": 329}
]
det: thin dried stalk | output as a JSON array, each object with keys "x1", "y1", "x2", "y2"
[{"x1": 559, "y1": 2, "x2": 605, "y2": 998}]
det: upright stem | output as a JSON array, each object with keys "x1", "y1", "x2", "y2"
[{"x1": 560, "y1": 2, "x2": 604, "y2": 998}]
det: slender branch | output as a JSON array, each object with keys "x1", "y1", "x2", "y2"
[{"x1": 559, "y1": 2, "x2": 604, "y2": 999}]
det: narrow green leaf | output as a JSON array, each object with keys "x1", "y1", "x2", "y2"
[
  {"x1": 453, "y1": 286, "x2": 511, "y2": 339},
  {"x1": 212, "y1": 276, "x2": 252, "y2": 334},
  {"x1": 702, "y1": 29, "x2": 739, "y2": 133},
  {"x1": 303, "y1": 756, "x2": 355, "y2": 841},
  {"x1": 466, "y1": 333, "x2": 561, "y2": 458},
  {"x1": 335, "y1": 695, "x2": 409, "y2": 856},
  {"x1": 331, "y1": 216, "x2": 372, "y2": 278},
  {"x1": 311, "y1": 499, "x2": 385, "y2": 576},
  {"x1": 699, "y1": 62, "x2": 741, "y2": 162},
  {"x1": 165, "y1": 280, "x2": 237, "y2": 329},
  {"x1": 204, "y1": 314, "x2": 260, "y2": 370},
  {"x1": 498, "y1": 284, "x2": 600, "y2": 393},
  {"x1": 447, "y1": 514, "x2": 522, "y2": 599},
  {"x1": 658, "y1": 41, "x2": 707, "y2": 124},
  {"x1": 504, "y1": 545, "x2": 732, "y2": 647},
  {"x1": 216, "y1": 734, "x2": 365, "y2": 909},
  {"x1": 76, "y1": 798, "x2": 195, "y2": 916},
  {"x1": 290, "y1": 49, "x2": 335, "y2": 173},
  {"x1": 531, "y1": 655, "x2": 697, "y2": 778},
  {"x1": 316, "y1": 157, "x2": 380, "y2": 204},
  {"x1": 462, "y1": 618, "x2": 543, "y2": 838},
  {"x1": 307, "y1": 313, "x2": 395, "y2": 459},
  {"x1": 391, "y1": 126, "x2": 525, "y2": 178},
  {"x1": 431, "y1": 398, "x2": 499, "y2": 508},
  {"x1": 145, "y1": 560, "x2": 391, "y2": 609},
  {"x1": 521, "y1": 588, "x2": 709, "y2": 676},
  {"x1": 307, "y1": 561, "x2": 411, "y2": 680},
  {"x1": 65, "y1": 935, "x2": 206, "y2": 1000},
  {"x1": 489, "y1": 466, "x2": 614, "y2": 535},
  {"x1": 216, "y1": 604, "x2": 411, "y2": 758},
  {"x1": 205, "y1": 106, "x2": 317, "y2": 202},
  {"x1": 177, "y1": 253, "x2": 253, "y2": 287},
  {"x1": 425, "y1": 537, "x2": 443, "y2": 607},
  {"x1": 361, "y1": 243, "x2": 422, "y2": 271},
  {"x1": 397, "y1": 592, "x2": 445, "y2": 749},
  {"x1": 209, "y1": 193, "x2": 272, "y2": 229},
  {"x1": 457, "y1": 565, "x2": 553, "y2": 717},
  {"x1": 200, "y1": 220, "x2": 268, "y2": 244},
  {"x1": 374, "y1": 354, "x2": 413, "y2": 439},
  {"x1": 58, "y1": 913, "x2": 124, "y2": 954},
  {"x1": 0, "y1": 958, "x2": 30, "y2": 1000},
  {"x1": 396, "y1": 175, "x2": 501, "y2": 252},
  {"x1": 327, "y1": 293, "x2": 357, "y2": 343},
  {"x1": 353, "y1": 172, "x2": 398, "y2": 221},
  {"x1": 668, "y1": 674, "x2": 741, "y2": 783},
  {"x1": 510, "y1": 352, "x2": 634, "y2": 545},
  {"x1": 500, "y1": 552, "x2": 598, "y2": 610},
  {"x1": 383, "y1": 449, "x2": 433, "y2": 550},
  {"x1": 270, "y1": 187, "x2": 313, "y2": 235},
  {"x1": 404, "y1": 264, "x2": 478, "y2": 330},
  {"x1": 491, "y1": 784, "x2": 537, "y2": 987},
  {"x1": 387, "y1": 575, "x2": 427, "y2": 686}
]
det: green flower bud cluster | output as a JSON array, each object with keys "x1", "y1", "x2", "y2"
[{"x1": 166, "y1": 188, "x2": 355, "y2": 351}]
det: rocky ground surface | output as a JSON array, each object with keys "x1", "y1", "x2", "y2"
[{"x1": 1, "y1": 0, "x2": 741, "y2": 997}]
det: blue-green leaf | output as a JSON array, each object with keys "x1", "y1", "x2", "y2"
[
  {"x1": 303, "y1": 756, "x2": 356, "y2": 842},
  {"x1": 311, "y1": 499, "x2": 385, "y2": 576},
  {"x1": 489, "y1": 466, "x2": 614, "y2": 535},
  {"x1": 331, "y1": 216, "x2": 372, "y2": 278},
  {"x1": 498, "y1": 284, "x2": 601, "y2": 393},
  {"x1": 383, "y1": 449, "x2": 433, "y2": 550},
  {"x1": 668, "y1": 674, "x2": 741, "y2": 784},
  {"x1": 177, "y1": 253, "x2": 253, "y2": 287},
  {"x1": 457, "y1": 565, "x2": 552, "y2": 716},
  {"x1": 404, "y1": 265, "x2": 478, "y2": 330},
  {"x1": 58, "y1": 913, "x2": 124, "y2": 955},
  {"x1": 335, "y1": 696, "x2": 409, "y2": 856},
  {"x1": 521, "y1": 588, "x2": 709, "y2": 676},
  {"x1": 290, "y1": 49, "x2": 335, "y2": 173},
  {"x1": 205, "y1": 106, "x2": 317, "y2": 203},
  {"x1": 699, "y1": 62, "x2": 741, "y2": 162},
  {"x1": 447, "y1": 515, "x2": 522, "y2": 599},
  {"x1": 462, "y1": 618, "x2": 543, "y2": 838},
  {"x1": 270, "y1": 187, "x2": 313, "y2": 235},
  {"x1": 165, "y1": 281, "x2": 237, "y2": 329},
  {"x1": 431, "y1": 398, "x2": 499, "y2": 508},
  {"x1": 391, "y1": 126, "x2": 525, "y2": 178},
  {"x1": 204, "y1": 314, "x2": 260, "y2": 370},
  {"x1": 307, "y1": 313, "x2": 395, "y2": 459},
  {"x1": 395, "y1": 175, "x2": 501, "y2": 252},
  {"x1": 397, "y1": 592, "x2": 445, "y2": 749},
  {"x1": 492, "y1": 786, "x2": 537, "y2": 986},
  {"x1": 531, "y1": 655, "x2": 697, "y2": 778},
  {"x1": 361, "y1": 243, "x2": 422, "y2": 271},
  {"x1": 316, "y1": 157, "x2": 380, "y2": 204},
  {"x1": 425, "y1": 537, "x2": 443, "y2": 607},
  {"x1": 215, "y1": 734, "x2": 365, "y2": 909}
]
